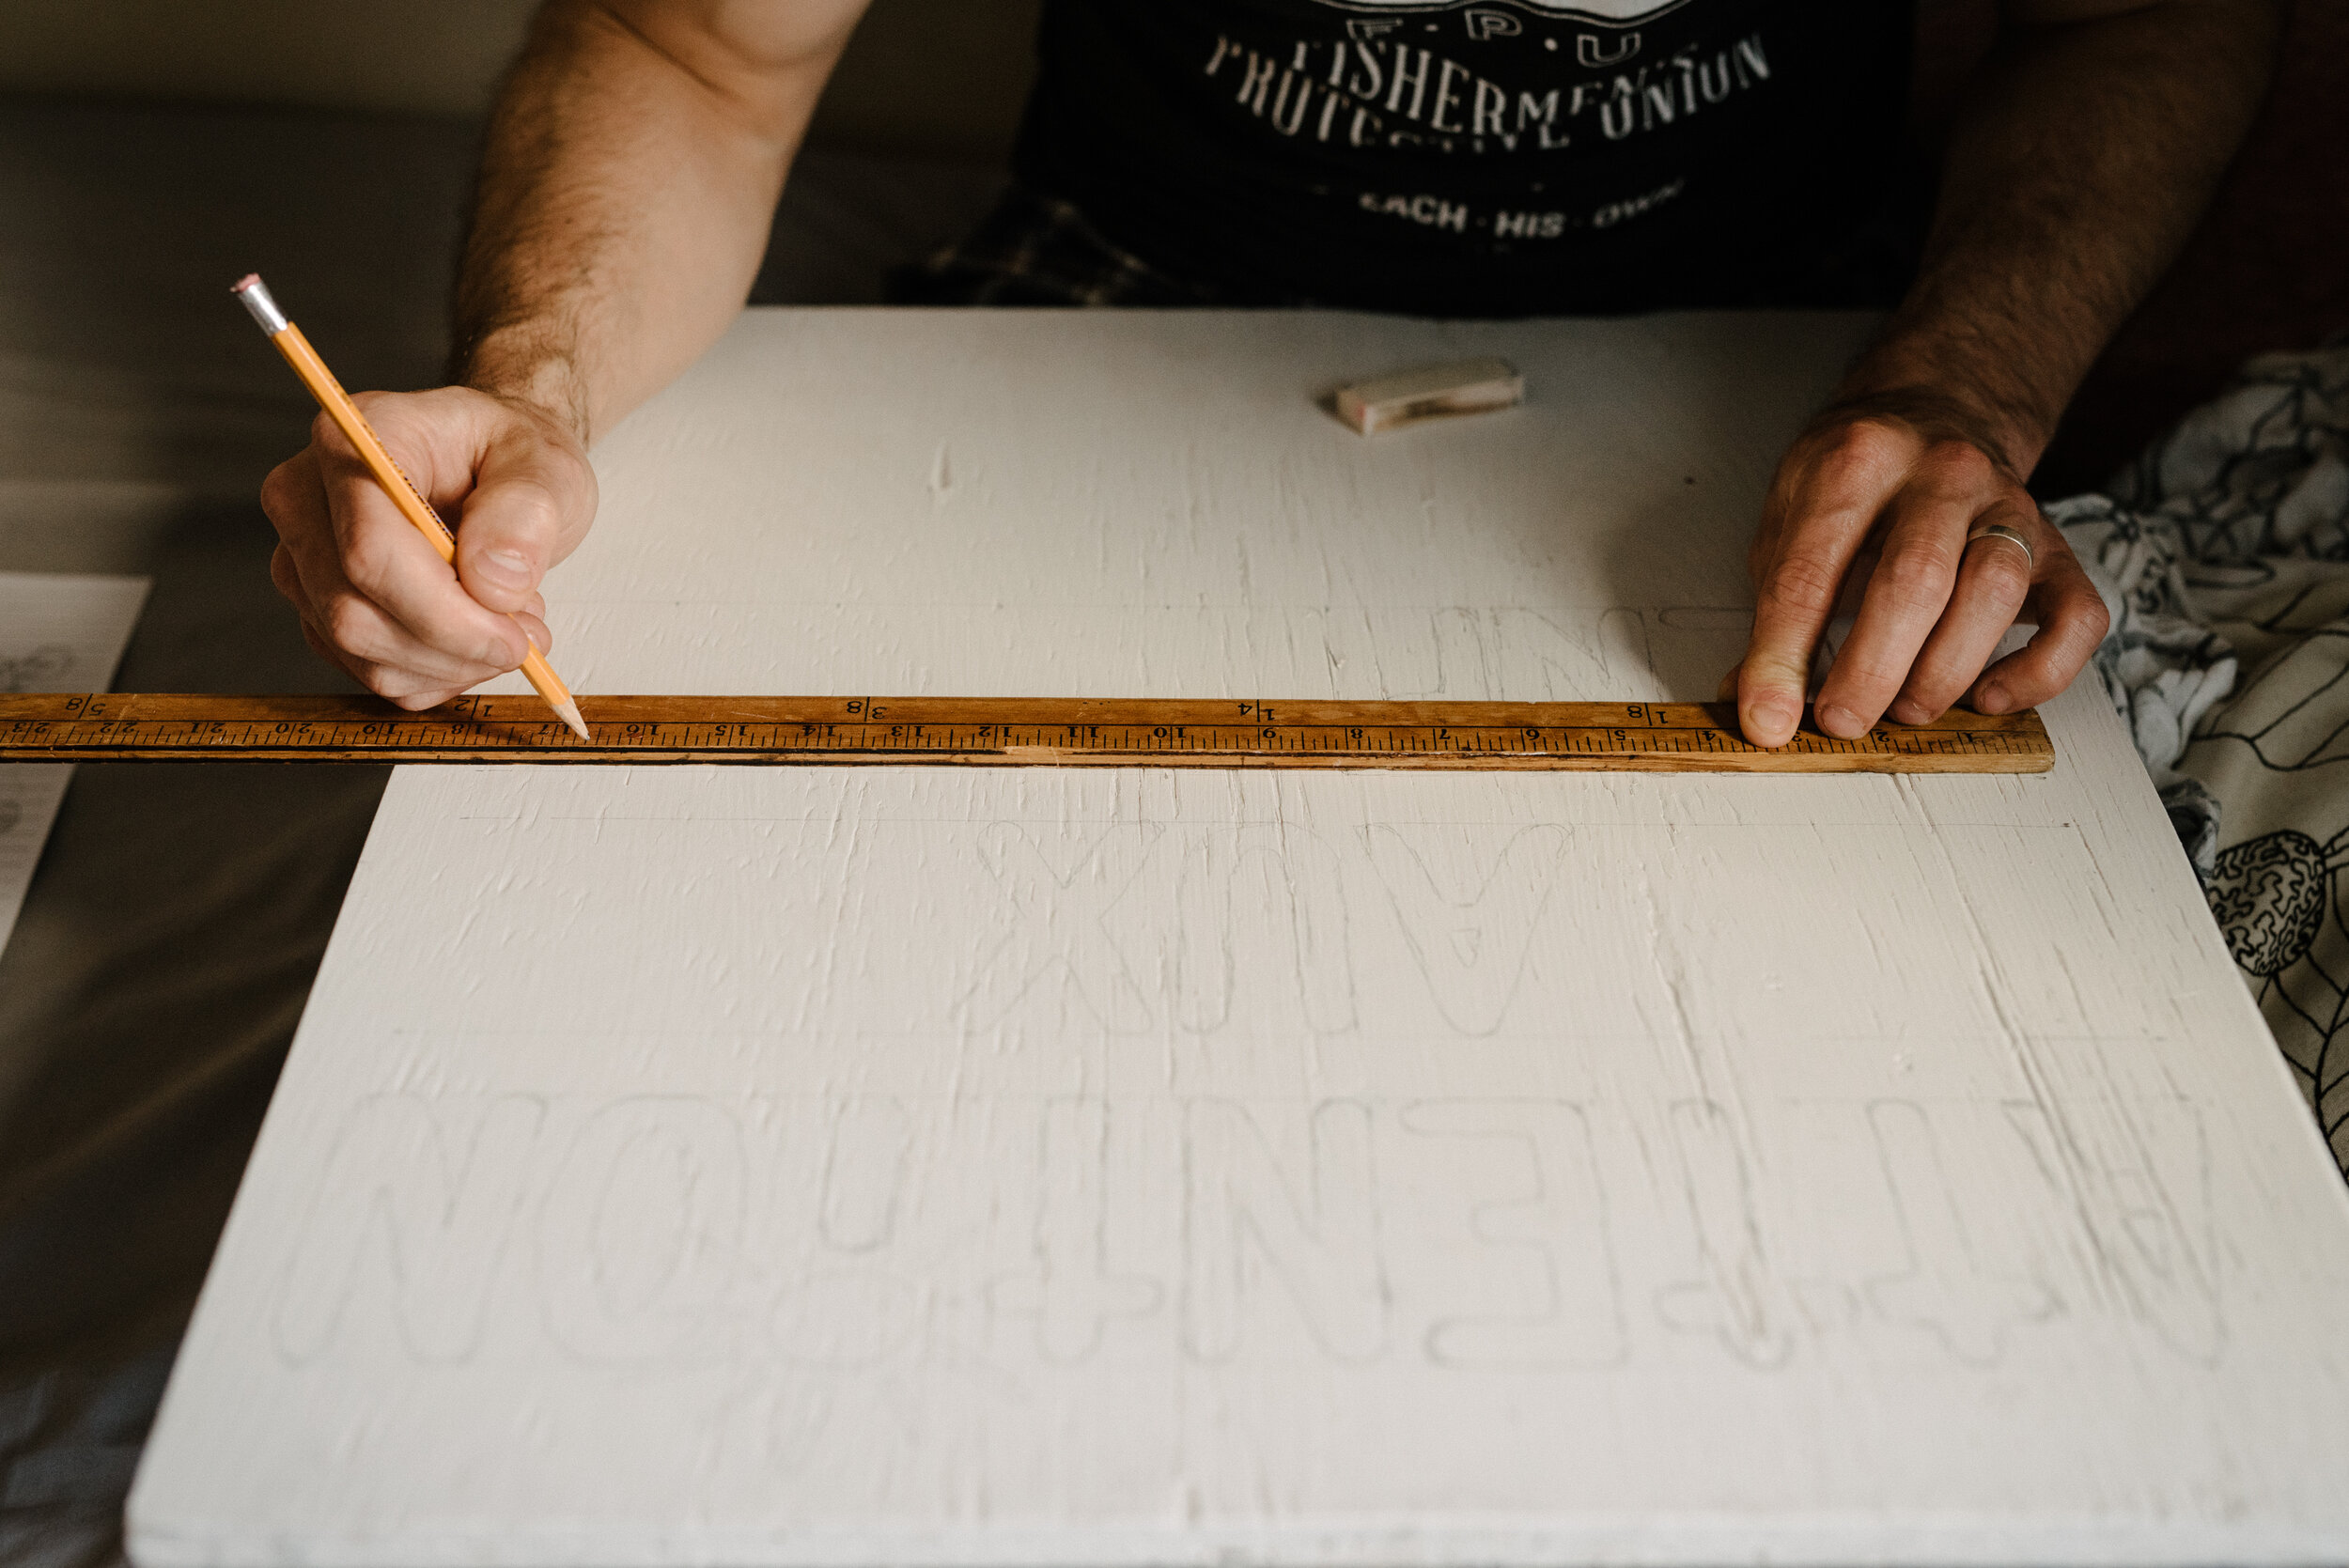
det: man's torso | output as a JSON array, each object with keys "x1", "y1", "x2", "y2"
[{"x1": 1016, "y1": 0, "x2": 1921, "y2": 314}]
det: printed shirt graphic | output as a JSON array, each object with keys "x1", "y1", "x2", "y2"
[{"x1": 1017, "y1": 0, "x2": 1914, "y2": 315}]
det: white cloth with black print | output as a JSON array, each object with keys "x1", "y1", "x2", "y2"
[{"x1": 2050, "y1": 342, "x2": 2349, "y2": 1176}]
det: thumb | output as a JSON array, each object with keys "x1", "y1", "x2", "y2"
[
  {"x1": 1736, "y1": 645, "x2": 1812, "y2": 749},
  {"x1": 452, "y1": 419, "x2": 593, "y2": 617}
]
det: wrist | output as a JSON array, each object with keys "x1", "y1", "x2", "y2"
[
  {"x1": 1829, "y1": 318, "x2": 2066, "y2": 481},
  {"x1": 450, "y1": 326, "x2": 594, "y2": 447}
]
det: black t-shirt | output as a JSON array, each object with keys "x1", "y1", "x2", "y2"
[{"x1": 1015, "y1": 0, "x2": 1920, "y2": 316}]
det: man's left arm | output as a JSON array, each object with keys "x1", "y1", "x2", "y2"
[{"x1": 1732, "y1": 0, "x2": 2281, "y2": 749}]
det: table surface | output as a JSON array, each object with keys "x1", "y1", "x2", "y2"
[{"x1": 130, "y1": 309, "x2": 2349, "y2": 1567}]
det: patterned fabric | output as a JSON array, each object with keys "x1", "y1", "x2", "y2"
[
  {"x1": 2050, "y1": 343, "x2": 2349, "y2": 1175},
  {"x1": 890, "y1": 186, "x2": 1238, "y2": 308}
]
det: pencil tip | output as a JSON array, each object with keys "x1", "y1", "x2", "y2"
[{"x1": 552, "y1": 697, "x2": 590, "y2": 742}]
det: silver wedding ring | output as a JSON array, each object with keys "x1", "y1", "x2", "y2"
[{"x1": 1965, "y1": 522, "x2": 2035, "y2": 573}]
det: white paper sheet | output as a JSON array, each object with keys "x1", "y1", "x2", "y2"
[{"x1": 0, "y1": 571, "x2": 150, "y2": 955}]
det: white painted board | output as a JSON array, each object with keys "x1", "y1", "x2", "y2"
[
  {"x1": 0, "y1": 571, "x2": 149, "y2": 955},
  {"x1": 131, "y1": 312, "x2": 2349, "y2": 1566}
]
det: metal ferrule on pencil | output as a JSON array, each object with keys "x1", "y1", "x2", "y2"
[{"x1": 231, "y1": 274, "x2": 289, "y2": 335}]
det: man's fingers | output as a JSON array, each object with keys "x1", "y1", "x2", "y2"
[
  {"x1": 1743, "y1": 534, "x2": 1878, "y2": 743},
  {"x1": 276, "y1": 536, "x2": 373, "y2": 689},
  {"x1": 454, "y1": 474, "x2": 561, "y2": 616},
  {"x1": 314, "y1": 585, "x2": 482, "y2": 686},
  {"x1": 1889, "y1": 515, "x2": 2035, "y2": 724},
  {"x1": 322, "y1": 583, "x2": 516, "y2": 691},
  {"x1": 259, "y1": 449, "x2": 324, "y2": 548},
  {"x1": 313, "y1": 414, "x2": 531, "y2": 675},
  {"x1": 297, "y1": 615, "x2": 467, "y2": 710},
  {"x1": 269, "y1": 541, "x2": 305, "y2": 609},
  {"x1": 1738, "y1": 425, "x2": 1919, "y2": 746},
  {"x1": 312, "y1": 397, "x2": 539, "y2": 666},
  {"x1": 1811, "y1": 468, "x2": 1984, "y2": 737},
  {"x1": 1973, "y1": 548, "x2": 2112, "y2": 714},
  {"x1": 295, "y1": 616, "x2": 353, "y2": 680},
  {"x1": 284, "y1": 498, "x2": 520, "y2": 691},
  {"x1": 453, "y1": 419, "x2": 598, "y2": 616},
  {"x1": 386, "y1": 684, "x2": 470, "y2": 711},
  {"x1": 281, "y1": 486, "x2": 547, "y2": 689},
  {"x1": 1740, "y1": 552, "x2": 1848, "y2": 746}
]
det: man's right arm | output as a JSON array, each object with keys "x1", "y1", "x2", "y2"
[{"x1": 263, "y1": 0, "x2": 867, "y2": 707}]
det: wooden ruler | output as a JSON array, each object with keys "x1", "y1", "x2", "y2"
[{"x1": 0, "y1": 693, "x2": 2053, "y2": 772}]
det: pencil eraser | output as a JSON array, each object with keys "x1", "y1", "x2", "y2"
[{"x1": 1333, "y1": 358, "x2": 1523, "y2": 435}]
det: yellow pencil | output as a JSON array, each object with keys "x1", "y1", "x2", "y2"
[{"x1": 230, "y1": 273, "x2": 590, "y2": 740}]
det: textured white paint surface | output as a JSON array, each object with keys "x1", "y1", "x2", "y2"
[{"x1": 131, "y1": 312, "x2": 2349, "y2": 1566}]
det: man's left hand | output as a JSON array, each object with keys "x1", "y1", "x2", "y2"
[{"x1": 1730, "y1": 392, "x2": 2109, "y2": 749}]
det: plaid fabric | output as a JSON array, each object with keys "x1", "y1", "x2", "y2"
[{"x1": 889, "y1": 186, "x2": 1237, "y2": 307}]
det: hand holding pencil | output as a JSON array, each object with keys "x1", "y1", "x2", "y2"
[{"x1": 237, "y1": 274, "x2": 595, "y2": 737}]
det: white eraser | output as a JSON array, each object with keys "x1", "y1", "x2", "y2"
[{"x1": 1333, "y1": 357, "x2": 1523, "y2": 435}]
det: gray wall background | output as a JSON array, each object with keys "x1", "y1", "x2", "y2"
[{"x1": 0, "y1": 0, "x2": 1042, "y2": 160}]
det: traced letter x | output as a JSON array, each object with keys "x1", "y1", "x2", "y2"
[{"x1": 960, "y1": 824, "x2": 1160, "y2": 1032}]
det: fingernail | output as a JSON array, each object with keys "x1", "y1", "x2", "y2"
[
  {"x1": 1746, "y1": 696, "x2": 1800, "y2": 744},
  {"x1": 1816, "y1": 702, "x2": 1867, "y2": 738},
  {"x1": 475, "y1": 549, "x2": 532, "y2": 590},
  {"x1": 1977, "y1": 682, "x2": 2011, "y2": 713},
  {"x1": 1889, "y1": 698, "x2": 1929, "y2": 726}
]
